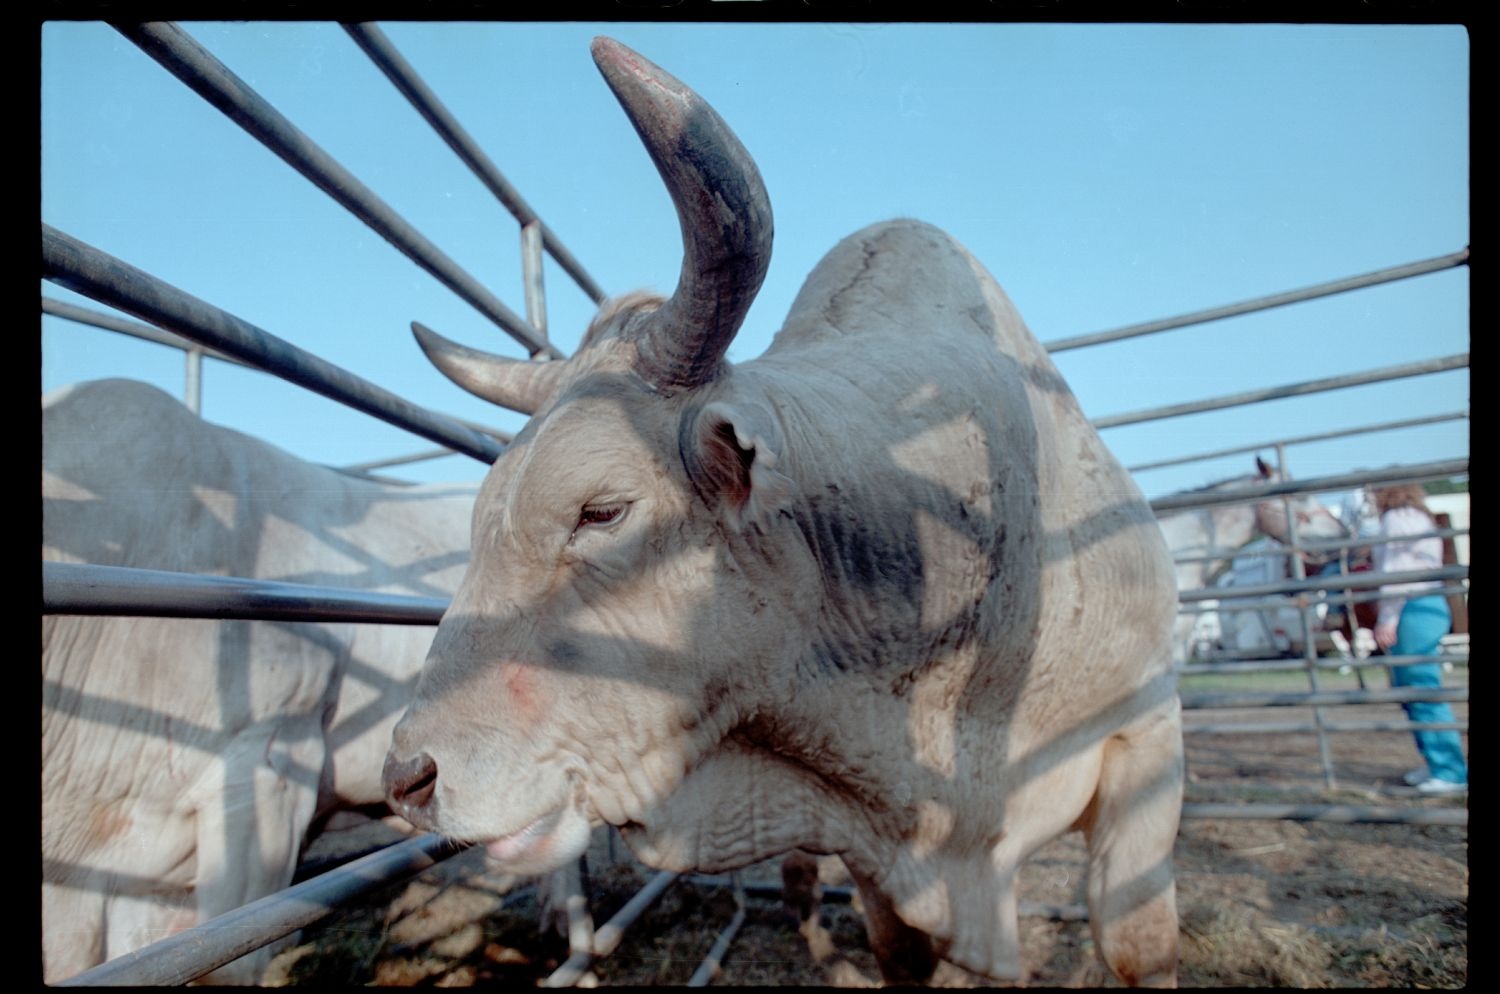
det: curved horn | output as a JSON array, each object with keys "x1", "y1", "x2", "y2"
[
  {"x1": 412, "y1": 321, "x2": 566, "y2": 415},
  {"x1": 592, "y1": 37, "x2": 773, "y2": 393}
]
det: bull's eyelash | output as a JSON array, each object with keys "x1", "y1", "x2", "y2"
[{"x1": 577, "y1": 502, "x2": 627, "y2": 529}]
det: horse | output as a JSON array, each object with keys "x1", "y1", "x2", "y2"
[{"x1": 1156, "y1": 457, "x2": 1351, "y2": 664}]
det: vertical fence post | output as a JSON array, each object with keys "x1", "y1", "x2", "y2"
[
  {"x1": 184, "y1": 346, "x2": 204, "y2": 415},
  {"x1": 1277, "y1": 444, "x2": 1337, "y2": 788},
  {"x1": 521, "y1": 220, "x2": 548, "y2": 356}
]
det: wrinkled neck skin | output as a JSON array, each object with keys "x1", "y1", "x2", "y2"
[{"x1": 619, "y1": 361, "x2": 1059, "y2": 978}]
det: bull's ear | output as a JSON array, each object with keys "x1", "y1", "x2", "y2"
[{"x1": 682, "y1": 401, "x2": 796, "y2": 532}]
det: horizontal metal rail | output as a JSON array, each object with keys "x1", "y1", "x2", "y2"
[
  {"x1": 43, "y1": 225, "x2": 506, "y2": 464},
  {"x1": 1178, "y1": 564, "x2": 1467, "y2": 604},
  {"x1": 114, "y1": 21, "x2": 562, "y2": 361},
  {"x1": 43, "y1": 296, "x2": 511, "y2": 453},
  {"x1": 1179, "y1": 803, "x2": 1466, "y2": 826},
  {"x1": 1129, "y1": 410, "x2": 1468, "y2": 474},
  {"x1": 542, "y1": 870, "x2": 679, "y2": 988},
  {"x1": 1184, "y1": 720, "x2": 1467, "y2": 735},
  {"x1": 43, "y1": 562, "x2": 448, "y2": 624},
  {"x1": 1171, "y1": 526, "x2": 1468, "y2": 567},
  {"x1": 1176, "y1": 583, "x2": 1470, "y2": 617},
  {"x1": 1046, "y1": 247, "x2": 1469, "y2": 353},
  {"x1": 682, "y1": 876, "x2": 1089, "y2": 921},
  {"x1": 1181, "y1": 654, "x2": 1468, "y2": 676},
  {"x1": 1180, "y1": 686, "x2": 1467, "y2": 710},
  {"x1": 57, "y1": 834, "x2": 465, "y2": 986},
  {"x1": 339, "y1": 446, "x2": 465, "y2": 473},
  {"x1": 42, "y1": 297, "x2": 252, "y2": 369},
  {"x1": 342, "y1": 22, "x2": 607, "y2": 310},
  {"x1": 1097, "y1": 354, "x2": 1468, "y2": 431},
  {"x1": 1150, "y1": 459, "x2": 1468, "y2": 514}
]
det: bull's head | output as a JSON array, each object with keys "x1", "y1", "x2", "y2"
[{"x1": 382, "y1": 38, "x2": 800, "y2": 873}]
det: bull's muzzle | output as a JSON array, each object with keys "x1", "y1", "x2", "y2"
[{"x1": 383, "y1": 750, "x2": 439, "y2": 828}]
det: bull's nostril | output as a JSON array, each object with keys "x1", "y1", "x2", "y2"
[
  {"x1": 405, "y1": 767, "x2": 437, "y2": 808},
  {"x1": 385, "y1": 752, "x2": 439, "y2": 813}
]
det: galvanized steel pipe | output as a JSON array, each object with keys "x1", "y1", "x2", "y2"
[
  {"x1": 43, "y1": 562, "x2": 449, "y2": 624},
  {"x1": 1180, "y1": 686, "x2": 1467, "y2": 710},
  {"x1": 1150, "y1": 459, "x2": 1467, "y2": 513},
  {"x1": 42, "y1": 297, "x2": 252, "y2": 368},
  {"x1": 56, "y1": 834, "x2": 464, "y2": 986},
  {"x1": 1181, "y1": 803, "x2": 1466, "y2": 826},
  {"x1": 1177, "y1": 564, "x2": 1466, "y2": 604},
  {"x1": 1181, "y1": 653, "x2": 1468, "y2": 676},
  {"x1": 686, "y1": 875, "x2": 745, "y2": 987},
  {"x1": 1184, "y1": 720, "x2": 1467, "y2": 735},
  {"x1": 42, "y1": 225, "x2": 506, "y2": 464},
  {"x1": 1172, "y1": 526, "x2": 1466, "y2": 566},
  {"x1": 1129, "y1": 410, "x2": 1468, "y2": 473},
  {"x1": 341, "y1": 22, "x2": 607, "y2": 307},
  {"x1": 1098, "y1": 354, "x2": 1468, "y2": 430},
  {"x1": 114, "y1": 21, "x2": 561, "y2": 360},
  {"x1": 1046, "y1": 247, "x2": 1469, "y2": 353},
  {"x1": 542, "y1": 870, "x2": 678, "y2": 987},
  {"x1": 1176, "y1": 583, "x2": 1470, "y2": 617}
]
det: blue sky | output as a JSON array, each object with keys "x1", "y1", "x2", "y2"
[{"x1": 40, "y1": 21, "x2": 1469, "y2": 500}]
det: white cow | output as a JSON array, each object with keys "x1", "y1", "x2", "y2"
[
  {"x1": 42, "y1": 378, "x2": 477, "y2": 983},
  {"x1": 382, "y1": 39, "x2": 1183, "y2": 986}
]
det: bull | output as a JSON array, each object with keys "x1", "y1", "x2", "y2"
[
  {"x1": 383, "y1": 38, "x2": 1183, "y2": 985},
  {"x1": 42, "y1": 378, "x2": 476, "y2": 984}
]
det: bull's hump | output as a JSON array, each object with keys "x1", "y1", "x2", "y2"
[{"x1": 770, "y1": 219, "x2": 1022, "y2": 354}]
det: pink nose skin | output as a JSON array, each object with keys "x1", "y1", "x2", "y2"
[{"x1": 383, "y1": 751, "x2": 439, "y2": 829}]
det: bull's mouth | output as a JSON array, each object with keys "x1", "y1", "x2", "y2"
[{"x1": 481, "y1": 804, "x2": 568, "y2": 865}]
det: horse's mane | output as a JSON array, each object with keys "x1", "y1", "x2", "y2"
[{"x1": 1172, "y1": 470, "x2": 1263, "y2": 497}]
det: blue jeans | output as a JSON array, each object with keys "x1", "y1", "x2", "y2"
[{"x1": 1389, "y1": 595, "x2": 1467, "y2": 784}]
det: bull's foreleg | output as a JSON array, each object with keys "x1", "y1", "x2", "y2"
[
  {"x1": 192, "y1": 733, "x2": 323, "y2": 983},
  {"x1": 42, "y1": 882, "x2": 106, "y2": 982},
  {"x1": 846, "y1": 863, "x2": 940, "y2": 985},
  {"x1": 1077, "y1": 706, "x2": 1183, "y2": 987}
]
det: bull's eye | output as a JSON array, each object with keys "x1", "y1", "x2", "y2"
[{"x1": 577, "y1": 502, "x2": 626, "y2": 529}]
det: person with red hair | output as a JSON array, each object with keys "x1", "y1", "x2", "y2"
[{"x1": 1370, "y1": 483, "x2": 1467, "y2": 794}]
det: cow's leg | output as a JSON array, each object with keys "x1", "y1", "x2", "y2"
[
  {"x1": 845, "y1": 864, "x2": 939, "y2": 985},
  {"x1": 190, "y1": 734, "x2": 323, "y2": 983},
  {"x1": 1078, "y1": 707, "x2": 1183, "y2": 987},
  {"x1": 42, "y1": 882, "x2": 105, "y2": 983},
  {"x1": 104, "y1": 893, "x2": 197, "y2": 972}
]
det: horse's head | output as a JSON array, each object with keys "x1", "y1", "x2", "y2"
[{"x1": 1251, "y1": 456, "x2": 1351, "y2": 567}]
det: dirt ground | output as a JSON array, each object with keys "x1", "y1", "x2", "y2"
[{"x1": 264, "y1": 701, "x2": 1467, "y2": 987}]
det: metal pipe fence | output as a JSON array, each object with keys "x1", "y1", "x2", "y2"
[
  {"x1": 1042, "y1": 247, "x2": 1469, "y2": 354},
  {"x1": 41, "y1": 20, "x2": 1468, "y2": 987},
  {"x1": 56, "y1": 835, "x2": 466, "y2": 986},
  {"x1": 340, "y1": 22, "x2": 607, "y2": 312},
  {"x1": 1094, "y1": 354, "x2": 1467, "y2": 431},
  {"x1": 1147, "y1": 458, "x2": 1467, "y2": 514},
  {"x1": 42, "y1": 562, "x2": 449, "y2": 624},
  {"x1": 42, "y1": 297, "x2": 253, "y2": 370},
  {"x1": 43, "y1": 225, "x2": 507, "y2": 464},
  {"x1": 542, "y1": 871, "x2": 681, "y2": 987},
  {"x1": 115, "y1": 22, "x2": 563, "y2": 361},
  {"x1": 1128, "y1": 410, "x2": 1468, "y2": 474},
  {"x1": 1176, "y1": 582, "x2": 1470, "y2": 618},
  {"x1": 1170, "y1": 526, "x2": 1467, "y2": 567}
]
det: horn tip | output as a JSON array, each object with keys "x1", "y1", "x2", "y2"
[
  {"x1": 410, "y1": 320, "x2": 448, "y2": 357},
  {"x1": 591, "y1": 36, "x2": 629, "y2": 70}
]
